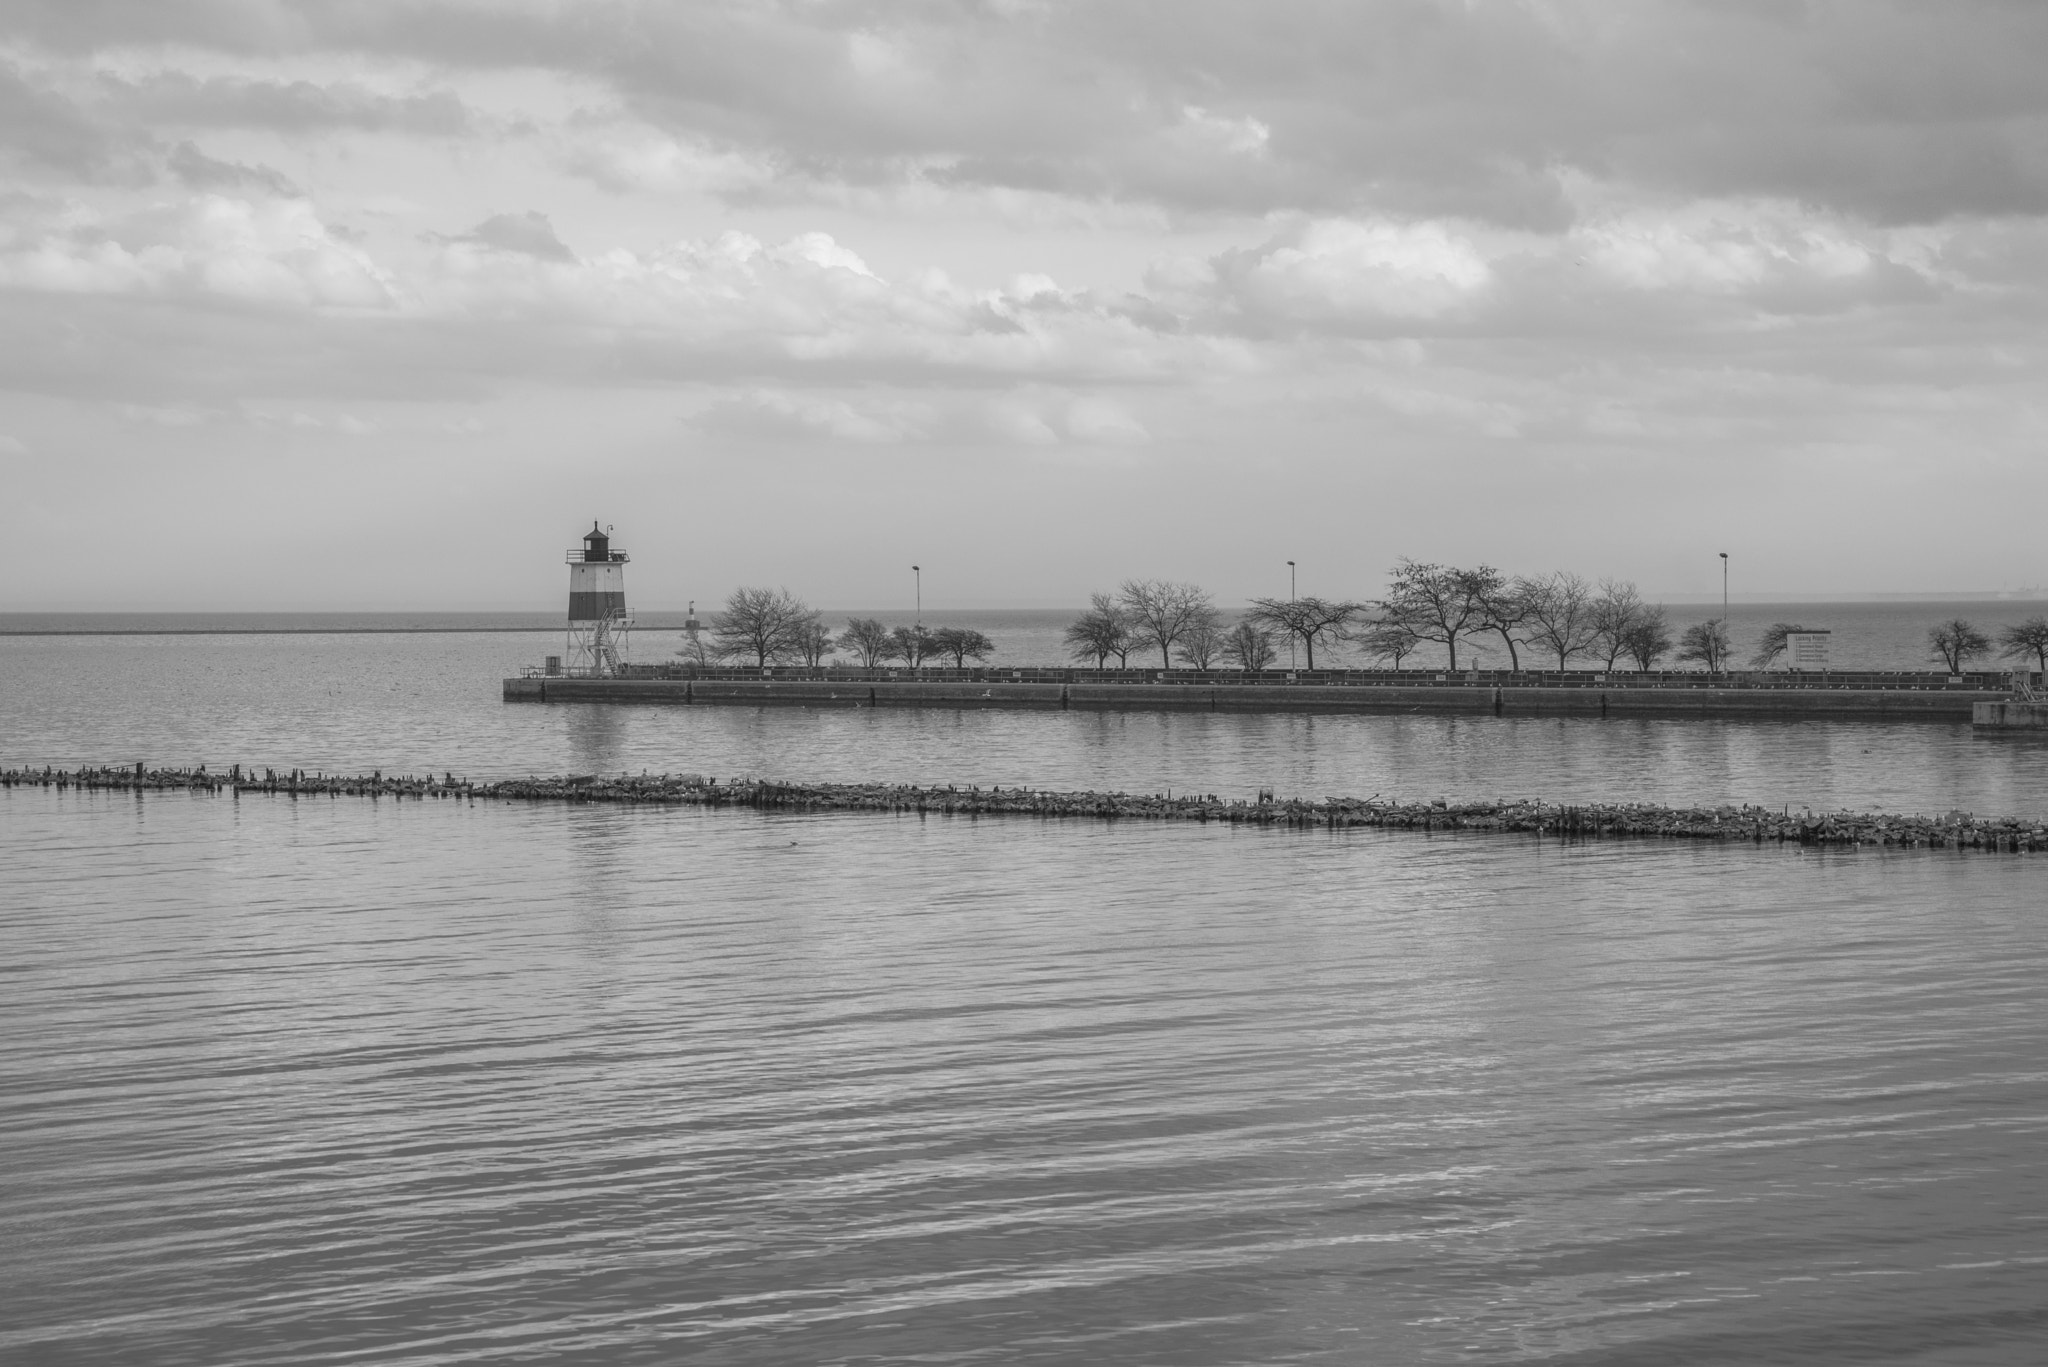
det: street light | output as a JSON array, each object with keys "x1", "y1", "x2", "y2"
[
  {"x1": 1719, "y1": 552, "x2": 1729, "y2": 674},
  {"x1": 1286, "y1": 561, "x2": 1297, "y2": 669},
  {"x1": 912, "y1": 565, "x2": 921, "y2": 625}
]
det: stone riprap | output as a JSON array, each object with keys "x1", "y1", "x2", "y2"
[{"x1": 7, "y1": 764, "x2": 2045, "y2": 852}]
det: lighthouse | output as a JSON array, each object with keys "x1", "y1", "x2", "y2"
[{"x1": 566, "y1": 522, "x2": 630, "y2": 676}]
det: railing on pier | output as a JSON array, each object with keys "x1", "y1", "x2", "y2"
[
  {"x1": 521, "y1": 663, "x2": 629, "y2": 680},
  {"x1": 574, "y1": 663, "x2": 2031, "y2": 692}
]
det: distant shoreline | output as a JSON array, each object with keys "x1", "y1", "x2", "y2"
[
  {"x1": 0, "y1": 627, "x2": 570, "y2": 636},
  {"x1": 4, "y1": 596, "x2": 2045, "y2": 630}
]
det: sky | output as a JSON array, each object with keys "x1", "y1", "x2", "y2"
[{"x1": 3, "y1": 0, "x2": 2047, "y2": 611}]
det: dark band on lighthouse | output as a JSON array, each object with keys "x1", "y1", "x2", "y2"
[{"x1": 564, "y1": 521, "x2": 631, "y2": 677}]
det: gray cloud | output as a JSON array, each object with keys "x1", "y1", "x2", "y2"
[
  {"x1": 0, "y1": 0, "x2": 314, "y2": 56},
  {"x1": 13, "y1": 2, "x2": 2048, "y2": 224},
  {"x1": 444, "y1": 211, "x2": 574, "y2": 261},
  {"x1": 6, "y1": 204, "x2": 2033, "y2": 421},
  {"x1": 167, "y1": 140, "x2": 298, "y2": 196},
  {"x1": 0, "y1": 60, "x2": 136, "y2": 180},
  {"x1": 101, "y1": 72, "x2": 474, "y2": 137}
]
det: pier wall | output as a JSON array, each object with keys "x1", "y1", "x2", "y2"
[
  {"x1": 1973, "y1": 701, "x2": 2048, "y2": 729},
  {"x1": 504, "y1": 675, "x2": 2001, "y2": 721}
]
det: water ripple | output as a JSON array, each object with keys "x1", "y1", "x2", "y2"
[{"x1": 4, "y1": 789, "x2": 2046, "y2": 1363}]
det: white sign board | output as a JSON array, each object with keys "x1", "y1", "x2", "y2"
[{"x1": 1785, "y1": 631, "x2": 1831, "y2": 671}]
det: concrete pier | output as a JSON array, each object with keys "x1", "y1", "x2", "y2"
[
  {"x1": 1973, "y1": 700, "x2": 2048, "y2": 729},
  {"x1": 505, "y1": 672, "x2": 2008, "y2": 722}
]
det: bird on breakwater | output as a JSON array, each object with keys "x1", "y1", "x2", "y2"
[{"x1": 6, "y1": 766, "x2": 2044, "y2": 851}]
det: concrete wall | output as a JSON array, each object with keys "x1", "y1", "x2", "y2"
[
  {"x1": 507, "y1": 675, "x2": 2000, "y2": 721},
  {"x1": 1973, "y1": 701, "x2": 2048, "y2": 729}
]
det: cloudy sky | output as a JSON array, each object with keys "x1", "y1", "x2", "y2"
[{"x1": 4, "y1": 1, "x2": 2047, "y2": 610}]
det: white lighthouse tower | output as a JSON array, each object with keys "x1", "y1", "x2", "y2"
[{"x1": 566, "y1": 521, "x2": 630, "y2": 676}]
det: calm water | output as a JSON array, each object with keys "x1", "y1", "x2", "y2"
[
  {"x1": 4, "y1": 627, "x2": 2048, "y2": 817},
  {"x1": 3, "y1": 628, "x2": 2046, "y2": 1364}
]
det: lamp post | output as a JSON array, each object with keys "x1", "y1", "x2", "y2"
[
  {"x1": 912, "y1": 565, "x2": 921, "y2": 626},
  {"x1": 1286, "y1": 561, "x2": 1297, "y2": 669},
  {"x1": 1719, "y1": 552, "x2": 1729, "y2": 674}
]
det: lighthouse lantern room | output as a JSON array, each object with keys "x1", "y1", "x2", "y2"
[{"x1": 566, "y1": 521, "x2": 631, "y2": 676}]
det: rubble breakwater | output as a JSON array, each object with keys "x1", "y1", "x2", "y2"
[{"x1": 6, "y1": 763, "x2": 2046, "y2": 852}]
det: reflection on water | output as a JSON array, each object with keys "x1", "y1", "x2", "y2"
[
  {"x1": 565, "y1": 697, "x2": 629, "y2": 777},
  {"x1": 2, "y1": 789, "x2": 2043, "y2": 1364},
  {"x1": 5, "y1": 630, "x2": 2048, "y2": 818}
]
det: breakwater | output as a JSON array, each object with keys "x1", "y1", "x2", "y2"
[
  {"x1": 505, "y1": 675, "x2": 2008, "y2": 721},
  {"x1": 8, "y1": 764, "x2": 2044, "y2": 851}
]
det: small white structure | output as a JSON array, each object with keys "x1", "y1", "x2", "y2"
[
  {"x1": 1785, "y1": 630, "x2": 1831, "y2": 671},
  {"x1": 566, "y1": 522, "x2": 631, "y2": 676}
]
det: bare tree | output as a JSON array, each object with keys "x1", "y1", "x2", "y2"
[
  {"x1": 1175, "y1": 619, "x2": 1225, "y2": 669},
  {"x1": 1591, "y1": 579, "x2": 1649, "y2": 670},
  {"x1": 1221, "y1": 620, "x2": 1278, "y2": 671},
  {"x1": 787, "y1": 617, "x2": 835, "y2": 666},
  {"x1": 1675, "y1": 619, "x2": 1733, "y2": 672},
  {"x1": 1348, "y1": 617, "x2": 1420, "y2": 668},
  {"x1": 890, "y1": 623, "x2": 936, "y2": 668},
  {"x1": 1928, "y1": 619, "x2": 1992, "y2": 673},
  {"x1": 928, "y1": 627, "x2": 994, "y2": 667},
  {"x1": 1622, "y1": 610, "x2": 1672, "y2": 671},
  {"x1": 1750, "y1": 622, "x2": 1812, "y2": 670},
  {"x1": 1244, "y1": 595, "x2": 1362, "y2": 669},
  {"x1": 1381, "y1": 560, "x2": 1494, "y2": 670},
  {"x1": 1520, "y1": 572, "x2": 1599, "y2": 670},
  {"x1": 837, "y1": 617, "x2": 896, "y2": 670},
  {"x1": 1064, "y1": 593, "x2": 1134, "y2": 668},
  {"x1": 1999, "y1": 616, "x2": 2048, "y2": 675},
  {"x1": 713, "y1": 586, "x2": 814, "y2": 667},
  {"x1": 1118, "y1": 579, "x2": 1218, "y2": 669},
  {"x1": 1475, "y1": 572, "x2": 1534, "y2": 671}
]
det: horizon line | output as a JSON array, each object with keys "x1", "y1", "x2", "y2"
[{"x1": 4, "y1": 591, "x2": 2047, "y2": 617}]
